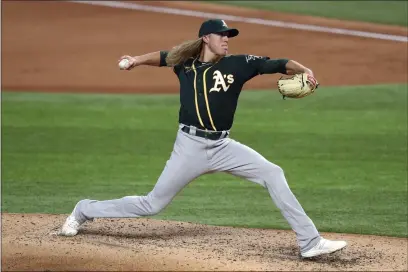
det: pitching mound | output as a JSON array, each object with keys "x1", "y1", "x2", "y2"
[{"x1": 2, "y1": 213, "x2": 407, "y2": 271}]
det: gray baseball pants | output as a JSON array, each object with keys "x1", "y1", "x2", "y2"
[{"x1": 74, "y1": 124, "x2": 320, "y2": 252}]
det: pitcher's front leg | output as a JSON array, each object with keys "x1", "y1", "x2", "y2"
[{"x1": 210, "y1": 138, "x2": 320, "y2": 252}]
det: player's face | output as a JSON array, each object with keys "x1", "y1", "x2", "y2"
[{"x1": 207, "y1": 32, "x2": 229, "y2": 55}]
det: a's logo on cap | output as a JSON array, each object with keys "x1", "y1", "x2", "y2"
[{"x1": 221, "y1": 20, "x2": 228, "y2": 27}]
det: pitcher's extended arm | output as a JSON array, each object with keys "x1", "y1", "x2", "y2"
[
  {"x1": 285, "y1": 60, "x2": 314, "y2": 77},
  {"x1": 118, "y1": 51, "x2": 163, "y2": 70}
]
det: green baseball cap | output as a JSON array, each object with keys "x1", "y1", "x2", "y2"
[{"x1": 198, "y1": 19, "x2": 239, "y2": 38}]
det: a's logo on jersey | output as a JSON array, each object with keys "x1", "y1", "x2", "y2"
[{"x1": 209, "y1": 70, "x2": 234, "y2": 93}]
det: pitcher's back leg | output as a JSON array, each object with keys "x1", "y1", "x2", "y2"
[{"x1": 71, "y1": 129, "x2": 209, "y2": 222}]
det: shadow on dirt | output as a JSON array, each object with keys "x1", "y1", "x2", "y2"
[
  {"x1": 274, "y1": 245, "x2": 382, "y2": 268},
  {"x1": 80, "y1": 225, "x2": 211, "y2": 240}
]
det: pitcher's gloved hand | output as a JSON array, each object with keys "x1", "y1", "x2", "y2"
[{"x1": 277, "y1": 73, "x2": 319, "y2": 99}]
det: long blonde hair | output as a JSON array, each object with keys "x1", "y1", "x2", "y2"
[{"x1": 166, "y1": 38, "x2": 203, "y2": 67}]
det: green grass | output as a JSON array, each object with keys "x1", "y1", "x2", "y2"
[
  {"x1": 2, "y1": 84, "x2": 407, "y2": 237},
  {"x1": 209, "y1": 1, "x2": 408, "y2": 26}
]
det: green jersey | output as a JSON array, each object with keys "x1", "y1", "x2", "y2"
[{"x1": 160, "y1": 51, "x2": 288, "y2": 131}]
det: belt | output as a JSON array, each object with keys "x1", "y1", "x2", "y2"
[{"x1": 181, "y1": 125, "x2": 229, "y2": 140}]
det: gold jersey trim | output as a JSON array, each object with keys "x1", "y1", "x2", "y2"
[
  {"x1": 203, "y1": 67, "x2": 217, "y2": 131},
  {"x1": 192, "y1": 60, "x2": 205, "y2": 129}
]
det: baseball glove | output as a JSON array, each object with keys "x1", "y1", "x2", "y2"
[{"x1": 277, "y1": 73, "x2": 319, "y2": 99}]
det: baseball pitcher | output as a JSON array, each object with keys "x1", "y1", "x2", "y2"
[{"x1": 60, "y1": 19, "x2": 347, "y2": 258}]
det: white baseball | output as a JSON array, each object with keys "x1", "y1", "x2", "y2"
[{"x1": 119, "y1": 59, "x2": 130, "y2": 70}]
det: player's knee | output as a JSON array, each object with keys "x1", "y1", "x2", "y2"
[
  {"x1": 145, "y1": 194, "x2": 170, "y2": 215},
  {"x1": 148, "y1": 202, "x2": 164, "y2": 215},
  {"x1": 263, "y1": 163, "x2": 285, "y2": 184},
  {"x1": 272, "y1": 164, "x2": 284, "y2": 176},
  {"x1": 263, "y1": 162, "x2": 284, "y2": 176}
]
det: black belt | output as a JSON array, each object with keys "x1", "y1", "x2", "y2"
[{"x1": 181, "y1": 126, "x2": 229, "y2": 140}]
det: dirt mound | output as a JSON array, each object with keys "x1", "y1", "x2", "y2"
[{"x1": 2, "y1": 214, "x2": 407, "y2": 271}]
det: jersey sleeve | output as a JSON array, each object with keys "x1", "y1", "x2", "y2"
[
  {"x1": 159, "y1": 51, "x2": 168, "y2": 67},
  {"x1": 236, "y1": 54, "x2": 289, "y2": 81},
  {"x1": 160, "y1": 50, "x2": 183, "y2": 75}
]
